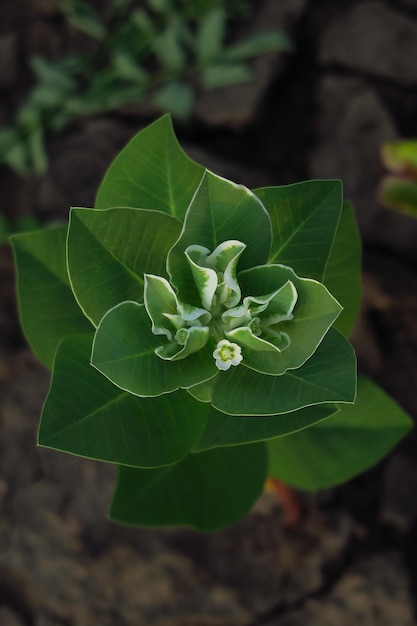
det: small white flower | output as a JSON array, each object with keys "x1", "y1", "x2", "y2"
[{"x1": 213, "y1": 339, "x2": 243, "y2": 371}]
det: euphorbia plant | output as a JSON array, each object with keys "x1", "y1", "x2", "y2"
[{"x1": 12, "y1": 116, "x2": 412, "y2": 531}]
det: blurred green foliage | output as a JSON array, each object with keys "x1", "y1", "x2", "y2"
[
  {"x1": 379, "y1": 140, "x2": 417, "y2": 218},
  {"x1": 0, "y1": 0, "x2": 291, "y2": 176}
]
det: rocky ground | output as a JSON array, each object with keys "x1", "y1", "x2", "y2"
[{"x1": 1, "y1": 0, "x2": 417, "y2": 624}]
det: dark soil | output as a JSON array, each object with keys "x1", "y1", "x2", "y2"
[{"x1": 1, "y1": 1, "x2": 417, "y2": 624}]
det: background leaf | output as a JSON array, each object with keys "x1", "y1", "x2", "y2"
[
  {"x1": 322, "y1": 201, "x2": 362, "y2": 336},
  {"x1": 201, "y1": 64, "x2": 252, "y2": 89},
  {"x1": 224, "y1": 30, "x2": 292, "y2": 61},
  {"x1": 92, "y1": 301, "x2": 217, "y2": 397},
  {"x1": 67, "y1": 207, "x2": 181, "y2": 325},
  {"x1": 193, "y1": 404, "x2": 339, "y2": 451},
  {"x1": 152, "y1": 82, "x2": 195, "y2": 120},
  {"x1": 267, "y1": 376, "x2": 413, "y2": 491},
  {"x1": 40, "y1": 335, "x2": 208, "y2": 468},
  {"x1": 95, "y1": 115, "x2": 204, "y2": 220},
  {"x1": 254, "y1": 180, "x2": 343, "y2": 281},
  {"x1": 110, "y1": 442, "x2": 268, "y2": 531},
  {"x1": 11, "y1": 227, "x2": 92, "y2": 369},
  {"x1": 196, "y1": 7, "x2": 226, "y2": 63},
  {"x1": 211, "y1": 328, "x2": 356, "y2": 415}
]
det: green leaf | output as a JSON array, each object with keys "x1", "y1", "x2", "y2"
[
  {"x1": 381, "y1": 140, "x2": 417, "y2": 173},
  {"x1": 267, "y1": 376, "x2": 413, "y2": 491},
  {"x1": 254, "y1": 180, "x2": 343, "y2": 281},
  {"x1": 223, "y1": 30, "x2": 292, "y2": 61},
  {"x1": 196, "y1": 7, "x2": 226, "y2": 63},
  {"x1": 110, "y1": 442, "x2": 267, "y2": 531},
  {"x1": 378, "y1": 177, "x2": 417, "y2": 218},
  {"x1": 152, "y1": 82, "x2": 194, "y2": 121},
  {"x1": 152, "y1": 23, "x2": 186, "y2": 72},
  {"x1": 11, "y1": 227, "x2": 92, "y2": 369},
  {"x1": 39, "y1": 334, "x2": 208, "y2": 468},
  {"x1": 211, "y1": 328, "x2": 356, "y2": 416},
  {"x1": 201, "y1": 64, "x2": 252, "y2": 89},
  {"x1": 60, "y1": 0, "x2": 106, "y2": 39},
  {"x1": 236, "y1": 264, "x2": 342, "y2": 375},
  {"x1": 95, "y1": 115, "x2": 204, "y2": 220},
  {"x1": 91, "y1": 300, "x2": 217, "y2": 397},
  {"x1": 322, "y1": 201, "x2": 362, "y2": 336},
  {"x1": 167, "y1": 170, "x2": 272, "y2": 307},
  {"x1": 67, "y1": 207, "x2": 181, "y2": 326},
  {"x1": 194, "y1": 404, "x2": 339, "y2": 451}
]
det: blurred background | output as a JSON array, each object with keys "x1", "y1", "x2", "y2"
[{"x1": 1, "y1": 0, "x2": 417, "y2": 624}]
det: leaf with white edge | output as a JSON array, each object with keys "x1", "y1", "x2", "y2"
[
  {"x1": 187, "y1": 378, "x2": 213, "y2": 403},
  {"x1": 185, "y1": 245, "x2": 218, "y2": 310},
  {"x1": 92, "y1": 300, "x2": 218, "y2": 397},
  {"x1": 236, "y1": 264, "x2": 341, "y2": 375},
  {"x1": 322, "y1": 201, "x2": 362, "y2": 337},
  {"x1": 156, "y1": 325, "x2": 210, "y2": 361},
  {"x1": 144, "y1": 273, "x2": 210, "y2": 340},
  {"x1": 40, "y1": 334, "x2": 209, "y2": 468},
  {"x1": 95, "y1": 115, "x2": 204, "y2": 220},
  {"x1": 144, "y1": 274, "x2": 180, "y2": 340},
  {"x1": 168, "y1": 171, "x2": 272, "y2": 307},
  {"x1": 267, "y1": 376, "x2": 413, "y2": 491},
  {"x1": 211, "y1": 328, "x2": 356, "y2": 416},
  {"x1": 110, "y1": 442, "x2": 267, "y2": 531},
  {"x1": 254, "y1": 180, "x2": 343, "y2": 281},
  {"x1": 67, "y1": 207, "x2": 182, "y2": 326},
  {"x1": 193, "y1": 404, "x2": 339, "y2": 451},
  {"x1": 11, "y1": 226, "x2": 92, "y2": 369}
]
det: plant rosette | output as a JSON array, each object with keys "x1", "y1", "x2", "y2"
[{"x1": 12, "y1": 116, "x2": 412, "y2": 532}]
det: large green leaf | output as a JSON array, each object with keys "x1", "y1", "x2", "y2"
[
  {"x1": 267, "y1": 376, "x2": 413, "y2": 491},
  {"x1": 40, "y1": 335, "x2": 208, "y2": 468},
  {"x1": 11, "y1": 227, "x2": 92, "y2": 369},
  {"x1": 193, "y1": 403, "x2": 339, "y2": 451},
  {"x1": 168, "y1": 170, "x2": 272, "y2": 307},
  {"x1": 91, "y1": 300, "x2": 218, "y2": 397},
  {"x1": 95, "y1": 115, "x2": 204, "y2": 220},
  {"x1": 110, "y1": 442, "x2": 267, "y2": 532},
  {"x1": 236, "y1": 264, "x2": 342, "y2": 375},
  {"x1": 322, "y1": 201, "x2": 362, "y2": 336},
  {"x1": 254, "y1": 180, "x2": 342, "y2": 281},
  {"x1": 211, "y1": 328, "x2": 356, "y2": 416},
  {"x1": 67, "y1": 207, "x2": 181, "y2": 325}
]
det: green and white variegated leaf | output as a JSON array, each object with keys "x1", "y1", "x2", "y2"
[
  {"x1": 144, "y1": 274, "x2": 210, "y2": 360},
  {"x1": 185, "y1": 245, "x2": 218, "y2": 310},
  {"x1": 193, "y1": 403, "x2": 339, "y2": 450},
  {"x1": 110, "y1": 442, "x2": 268, "y2": 532},
  {"x1": 39, "y1": 334, "x2": 209, "y2": 468},
  {"x1": 91, "y1": 300, "x2": 217, "y2": 397},
  {"x1": 211, "y1": 328, "x2": 356, "y2": 416},
  {"x1": 254, "y1": 180, "x2": 343, "y2": 281},
  {"x1": 235, "y1": 264, "x2": 341, "y2": 375},
  {"x1": 156, "y1": 325, "x2": 210, "y2": 361},
  {"x1": 67, "y1": 207, "x2": 182, "y2": 326},
  {"x1": 167, "y1": 171, "x2": 272, "y2": 307},
  {"x1": 185, "y1": 240, "x2": 246, "y2": 309},
  {"x1": 225, "y1": 280, "x2": 297, "y2": 353},
  {"x1": 267, "y1": 376, "x2": 413, "y2": 491},
  {"x1": 11, "y1": 226, "x2": 92, "y2": 369},
  {"x1": 95, "y1": 115, "x2": 205, "y2": 220},
  {"x1": 322, "y1": 201, "x2": 362, "y2": 337}
]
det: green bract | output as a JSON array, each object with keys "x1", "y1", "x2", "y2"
[{"x1": 12, "y1": 115, "x2": 412, "y2": 532}]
